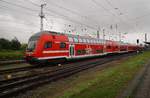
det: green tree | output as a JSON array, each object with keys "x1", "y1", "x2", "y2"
[
  {"x1": 11, "y1": 37, "x2": 21, "y2": 50},
  {"x1": 0, "y1": 38, "x2": 11, "y2": 50},
  {"x1": 21, "y1": 44, "x2": 27, "y2": 51}
]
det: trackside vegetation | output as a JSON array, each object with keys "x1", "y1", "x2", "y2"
[
  {"x1": 0, "y1": 50, "x2": 24, "y2": 60},
  {"x1": 0, "y1": 38, "x2": 27, "y2": 60},
  {"x1": 58, "y1": 51, "x2": 150, "y2": 98}
]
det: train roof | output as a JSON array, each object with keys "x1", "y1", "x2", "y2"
[
  {"x1": 31, "y1": 30, "x2": 105, "y2": 40},
  {"x1": 30, "y1": 31, "x2": 137, "y2": 46}
]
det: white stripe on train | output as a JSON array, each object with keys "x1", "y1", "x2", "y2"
[{"x1": 38, "y1": 50, "x2": 133, "y2": 60}]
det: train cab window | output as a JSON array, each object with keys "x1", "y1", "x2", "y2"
[
  {"x1": 27, "y1": 41, "x2": 37, "y2": 51},
  {"x1": 44, "y1": 42, "x2": 52, "y2": 49},
  {"x1": 60, "y1": 42, "x2": 66, "y2": 48}
]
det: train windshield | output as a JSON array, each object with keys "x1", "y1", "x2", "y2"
[
  {"x1": 27, "y1": 41, "x2": 37, "y2": 51},
  {"x1": 26, "y1": 33, "x2": 40, "y2": 52}
]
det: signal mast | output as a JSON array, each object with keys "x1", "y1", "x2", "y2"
[{"x1": 39, "y1": 4, "x2": 46, "y2": 31}]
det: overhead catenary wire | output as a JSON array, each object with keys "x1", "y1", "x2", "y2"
[
  {"x1": 1, "y1": 0, "x2": 149, "y2": 35},
  {"x1": 1, "y1": 0, "x2": 98, "y2": 30},
  {"x1": 26, "y1": 0, "x2": 40, "y2": 7},
  {"x1": 0, "y1": 5, "x2": 38, "y2": 17},
  {"x1": 25, "y1": 0, "x2": 98, "y2": 30},
  {"x1": 45, "y1": 7, "x2": 97, "y2": 30},
  {"x1": 91, "y1": 0, "x2": 138, "y2": 33},
  {"x1": 46, "y1": 1, "x2": 99, "y2": 26},
  {"x1": 0, "y1": 4, "x2": 40, "y2": 27},
  {"x1": 0, "y1": 0, "x2": 39, "y2": 12}
]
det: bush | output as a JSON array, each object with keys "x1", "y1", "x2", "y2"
[
  {"x1": 0, "y1": 37, "x2": 22, "y2": 50},
  {"x1": 0, "y1": 38, "x2": 11, "y2": 50},
  {"x1": 11, "y1": 37, "x2": 21, "y2": 50}
]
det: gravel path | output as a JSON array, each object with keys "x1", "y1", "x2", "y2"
[{"x1": 133, "y1": 61, "x2": 150, "y2": 98}]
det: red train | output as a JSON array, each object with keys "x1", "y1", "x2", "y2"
[{"x1": 25, "y1": 31, "x2": 143, "y2": 64}]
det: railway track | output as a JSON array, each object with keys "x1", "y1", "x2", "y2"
[
  {"x1": 0, "y1": 65, "x2": 36, "y2": 75},
  {"x1": 0, "y1": 60, "x2": 25, "y2": 65},
  {"x1": 0, "y1": 53, "x2": 136, "y2": 97}
]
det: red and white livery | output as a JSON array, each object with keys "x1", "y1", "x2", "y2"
[{"x1": 25, "y1": 31, "x2": 143, "y2": 64}]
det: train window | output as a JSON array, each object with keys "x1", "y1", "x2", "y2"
[
  {"x1": 98, "y1": 39, "x2": 100, "y2": 43},
  {"x1": 82, "y1": 39, "x2": 84, "y2": 43},
  {"x1": 93, "y1": 39, "x2": 95, "y2": 43},
  {"x1": 83, "y1": 38, "x2": 86, "y2": 43},
  {"x1": 96, "y1": 40, "x2": 97, "y2": 43},
  {"x1": 74, "y1": 37, "x2": 78, "y2": 43},
  {"x1": 60, "y1": 42, "x2": 66, "y2": 48},
  {"x1": 44, "y1": 42, "x2": 52, "y2": 49},
  {"x1": 90, "y1": 39, "x2": 92, "y2": 43},
  {"x1": 85, "y1": 39, "x2": 87, "y2": 43},
  {"x1": 68, "y1": 37, "x2": 73, "y2": 42},
  {"x1": 89, "y1": 39, "x2": 91, "y2": 43},
  {"x1": 94, "y1": 39, "x2": 95, "y2": 44},
  {"x1": 97, "y1": 39, "x2": 99, "y2": 43},
  {"x1": 79, "y1": 38, "x2": 82, "y2": 43},
  {"x1": 107, "y1": 46, "x2": 111, "y2": 49},
  {"x1": 87, "y1": 39, "x2": 89, "y2": 43},
  {"x1": 96, "y1": 39, "x2": 98, "y2": 43},
  {"x1": 81, "y1": 38, "x2": 84, "y2": 43},
  {"x1": 95, "y1": 39, "x2": 97, "y2": 43}
]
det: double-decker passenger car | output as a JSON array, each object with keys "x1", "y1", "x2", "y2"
[{"x1": 25, "y1": 31, "x2": 141, "y2": 64}]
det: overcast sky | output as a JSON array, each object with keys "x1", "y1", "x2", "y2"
[{"x1": 0, "y1": 0, "x2": 150, "y2": 44}]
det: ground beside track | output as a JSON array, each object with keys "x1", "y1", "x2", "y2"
[
  {"x1": 12, "y1": 51, "x2": 150, "y2": 98},
  {"x1": 0, "y1": 50, "x2": 23, "y2": 60},
  {"x1": 128, "y1": 57, "x2": 150, "y2": 98},
  {"x1": 0, "y1": 63, "x2": 31, "y2": 71}
]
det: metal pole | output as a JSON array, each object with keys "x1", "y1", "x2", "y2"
[
  {"x1": 119, "y1": 32, "x2": 121, "y2": 42},
  {"x1": 145, "y1": 33, "x2": 147, "y2": 42},
  {"x1": 103, "y1": 28, "x2": 105, "y2": 53},
  {"x1": 116, "y1": 24, "x2": 118, "y2": 41},
  {"x1": 40, "y1": 4, "x2": 46, "y2": 31},
  {"x1": 103, "y1": 29, "x2": 105, "y2": 41},
  {"x1": 97, "y1": 30, "x2": 100, "y2": 39}
]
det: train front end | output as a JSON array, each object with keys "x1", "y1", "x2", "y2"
[{"x1": 25, "y1": 33, "x2": 41, "y2": 64}]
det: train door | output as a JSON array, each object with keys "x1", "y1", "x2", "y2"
[{"x1": 69, "y1": 44, "x2": 75, "y2": 57}]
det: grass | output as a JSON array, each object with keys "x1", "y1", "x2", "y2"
[
  {"x1": 58, "y1": 51, "x2": 150, "y2": 98},
  {"x1": 0, "y1": 50, "x2": 24, "y2": 60}
]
